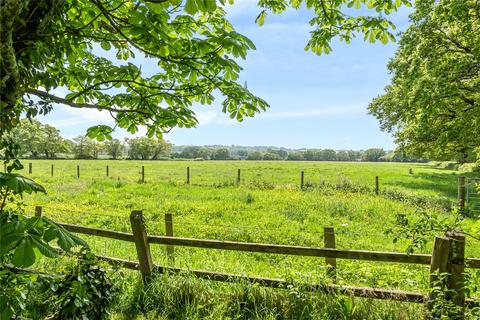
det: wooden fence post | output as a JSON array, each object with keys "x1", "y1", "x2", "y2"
[
  {"x1": 458, "y1": 176, "x2": 466, "y2": 210},
  {"x1": 51, "y1": 164, "x2": 54, "y2": 177},
  {"x1": 3, "y1": 163, "x2": 6, "y2": 172},
  {"x1": 106, "y1": 165, "x2": 109, "y2": 177},
  {"x1": 428, "y1": 236, "x2": 451, "y2": 312},
  {"x1": 141, "y1": 166, "x2": 145, "y2": 183},
  {"x1": 35, "y1": 206, "x2": 42, "y2": 217},
  {"x1": 186, "y1": 166, "x2": 190, "y2": 184},
  {"x1": 237, "y1": 169, "x2": 241, "y2": 185},
  {"x1": 29, "y1": 162, "x2": 32, "y2": 174},
  {"x1": 77, "y1": 165, "x2": 80, "y2": 178},
  {"x1": 446, "y1": 230, "x2": 466, "y2": 316},
  {"x1": 300, "y1": 171, "x2": 305, "y2": 189},
  {"x1": 130, "y1": 210, "x2": 153, "y2": 282},
  {"x1": 324, "y1": 226, "x2": 336, "y2": 281},
  {"x1": 375, "y1": 176, "x2": 379, "y2": 195},
  {"x1": 165, "y1": 213, "x2": 175, "y2": 264}
]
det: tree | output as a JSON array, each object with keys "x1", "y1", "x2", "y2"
[
  {"x1": 0, "y1": 0, "x2": 412, "y2": 172},
  {"x1": 287, "y1": 152, "x2": 304, "y2": 161},
  {"x1": 263, "y1": 152, "x2": 280, "y2": 160},
  {"x1": 105, "y1": 139, "x2": 124, "y2": 159},
  {"x1": 266, "y1": 148, "x2": 288, "y2": 160},
  {"x1": 0, "y1": 1, "x2": 415, "y2": 316},
  {"x1": 368, "y1": 0, "x2": 480, "y2": 163},
  {"x1": 361, "y1": 148, "x2": 386, "y2": 162},
  {"x1": 127, "y1": 137, "x2": 170, "y2": 160},
  {"x1": 213, "y1": 148, "x2": 230, "y2": 160},
  {"x1": 152, "y1": 139, "x2": 172, "y2": 159},
  {"x1": 10, "y1": 120, "x2": 69, "y2": 158},
  {"x1": 73, "y1": 136, "x2": 103, "y2": 159},
  {"x1": 303, "y1": 149, "x2": 320, "y2": 161},
  {"x1": 247, "y1": 151, "x2": 263, "y2": 160},
  {"x1": 336, "y1": 151, "x2": 350, "y2": 161},
  {"x1": 127, "y1": 137, "x2": 157, "y2": 160},
  {"x1": 318, "y1": 149, "x2": 337, "y2": 161}
]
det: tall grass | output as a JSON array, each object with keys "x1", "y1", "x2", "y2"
[{"x1": 110, "y1": 271, "x2": 426, "y2": 320}]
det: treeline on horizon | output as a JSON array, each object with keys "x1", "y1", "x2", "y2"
[{"x1": 6, "y1": 119, "x2": 425, "y2": 162}]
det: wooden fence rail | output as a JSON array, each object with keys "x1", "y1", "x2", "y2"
[{"x1": 34, "y1": 207, "x2": 480, "y2": 312}]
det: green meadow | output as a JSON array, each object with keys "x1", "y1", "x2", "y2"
[{"x1": 18, "y1": 160, "x2": 480, "y2": 319}]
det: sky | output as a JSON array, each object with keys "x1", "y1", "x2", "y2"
[{"x1": 41, "y1": 1, "x2": 412, "y2": 150}]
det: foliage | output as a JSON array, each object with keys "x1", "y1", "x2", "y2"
[
  {"x1": 385, "y1": 210, "x2": 458, "y2": 254},
  {"x1": 212, "y1": 148, "x2": 230, "y2": 160},
  {"x1": 49, "y1": 249, "x2": 113, "y2": 320},
  {"x1": 0, "y1": 172, "x2": 86, "y2": 318},
  {"x1": 72, "y1": 136, "x2": 104, "y2": 159},
  {"x1": 127, "y1": 137, "x2": 171, "y2": 160},
  {"x1": 0, "y1": 0, "x2": 416, "y2": 170},
  {"x1": 369, "y1": 0, "x2": 480, "y2": 163},
  {"x1": 8, "y1": 119, "x2": 70, "y2": 159},
  {"x1": 361, "y1": 148, "x2": 386, "y2": 162},
  {"x1": 105, "y1": 138, "x2": 125, "y2": 160}
]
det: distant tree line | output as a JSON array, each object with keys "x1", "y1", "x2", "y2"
[
  {"x1": 172, "y1": 146, "x2": 424, "y2": 162},
  {"x1": 8, "y1": 120, "x2": 172, "y2": 160},
  {"x1": 6, "y1": 120, "x2": 424, "y2": 162}
]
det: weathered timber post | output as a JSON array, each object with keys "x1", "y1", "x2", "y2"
[
  {"x1": 35, "y1": 206, "x2": 42, "y2": 217},
  {"x1": 375, "y1": 176, "x2": 379, "y2": 195},
  {"x1": 51, "y1": 164, "x2": 54, "y2": 177},
  {"x1": 77, "y1": 165, "x2": 80, "y2": 178},
  {"x1": 324, "y1": 226, "x2": 336, "y2": 281},
  {"x1": 300, "y1": 171, "x2": 305, "y2": 189},
  {"x1": 457, "y1": 176, "x2": 466, "y2": 210},
  {"x1": 130, "y1": 210, "x2": 153, "y2": 282},
  {"x1": 29, "y1": 162, "x2": 32, "y2": 174},
  {"x1": 3, "y1": 163, "x2": 6, "y2": 172},
  {"x1": 106, "y1": 165, "x2": 109, "y2": 177},
  {"x1": 446, "y1": 230, "x2": 466, "y2": 317},
  {"x1": 237, "y1": 169, "x2": 241, "y2": 185},
  {"x1": 428, "y1": 236, "x2": 451, "y2": 313},
  {"x1": 165, "y1": 213, "x2": 175, "y2": 264},
  {"x1": 186, "y1": 166, "x2": 190, "y2": 184},
  {"x1": 141, "y1": 166, "x2": 145, "y2": 183}
]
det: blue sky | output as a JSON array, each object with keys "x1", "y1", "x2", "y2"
[{"x1": 41, "y1": 1, "x2": 412, "y2": 149}]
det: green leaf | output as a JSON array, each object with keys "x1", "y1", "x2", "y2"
[
  {"x1": 255, "y1": 10, "x2": 267, "y2": 26},
  {"x1": 185, "y1": 0, "x2": 199, "y2": 15},
  {"x1": 204, "y1": 0, "x2": 217, "y2": 12},
  {"x1": 0, "y1": 173, "x2": 46, "y2": 195},
  {"x1": 100, "y1": 41, "x2": 111, "y2": 51},
  {"x1": 12, "y1": 238, "x2": 36, "y2": 267},
  {"x1": 30, "y1": 235, "x2": 58, "y2": 258}
]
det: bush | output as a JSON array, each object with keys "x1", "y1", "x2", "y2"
[
  {"x1": 458, "y1": 163, "x2": 480, "y2": 173},
  {"x1": 437, "y1": 161, "x2": 459, "y2": 170},
  {"x1": 50, "y1": 249, "x2": 113, "y2": 319}
]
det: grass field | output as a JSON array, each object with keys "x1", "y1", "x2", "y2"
[{"x1": 15, "y1": 160, "x2": 480, "y2": 319}]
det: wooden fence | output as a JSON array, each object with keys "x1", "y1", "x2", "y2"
[{"x1": 34, "y1": 206, "x2": 480, "y2": 313}]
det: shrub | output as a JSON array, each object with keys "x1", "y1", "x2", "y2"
[{"x1": 458, "y1": 163, "x2": 480, "y2": 173}]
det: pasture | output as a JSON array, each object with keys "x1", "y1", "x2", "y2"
[{"x1": 18, "y1": 160, "x2": 480, "y2": 318}]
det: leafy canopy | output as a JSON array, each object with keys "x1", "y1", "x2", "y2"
[
  {"x1": 368, "y1": 0, "x2": 480, "y2": 162},
  {"x1": 1, "y1": 0, "x2": 411, "y2": 170}
]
